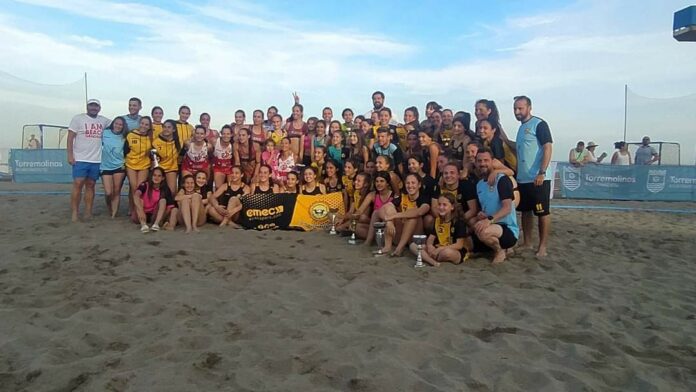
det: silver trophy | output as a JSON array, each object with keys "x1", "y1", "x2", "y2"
[
  {"x1": 348, "y1": 216, "x2": 358, "y2": 245},
  {"x1": 373, "y1": 221, "x2": 387, "y2": 257},
  {"x1": 328, "y1": 208, "x2": 338, "y2": 235},
  {"x1": 412, "y1": 234, "x2": 427, "y2": 268},
  {"x1": 150, "y1": 148, "x2": 160, "y2": 168}
]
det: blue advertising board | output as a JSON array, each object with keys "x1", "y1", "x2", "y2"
[
  {"x1": 558, "y1": 163, "x2": 696, "y2": 201},
  {"x1": 10, "y1": 149, "x2": 73, "y2": 183}
]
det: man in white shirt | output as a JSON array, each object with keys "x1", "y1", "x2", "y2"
[
  {"x1": 364, "y1": 90, "x2": 399, "y2": 125},
  {"x1": 68, "y1": 99, "x2": 111, "y2": 221}
]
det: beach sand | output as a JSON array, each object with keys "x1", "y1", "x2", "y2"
[{"x1": 1, "y1": 183, "x2": 695, "y2": 391}]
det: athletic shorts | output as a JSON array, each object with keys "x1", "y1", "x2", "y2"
[
  {"x1": 498, "y1": 224, "x2": 518, "y2": 249},
  {"x1": 101, "y1": 167, "x2": 125, "y2": 176},
  {"x1": 73, "y1": 161, "x2": 100, "y2": 181},
  {"x1": 517, "y1": 180, "x2": 550, "y2": 216},
  {"x1": 213, "y1": 165, "x2": 233, "y2": 176},
  {"x1": 471, "y1": 224, "x2": 518, "y2": 251}
]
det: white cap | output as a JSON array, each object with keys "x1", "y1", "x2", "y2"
[{"x1": 86, "y1": 99, "x2": 101, "y2": 106}]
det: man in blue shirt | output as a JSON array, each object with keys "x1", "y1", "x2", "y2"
[
  {"x1": 123, "y1": 97, "x2": 142, "y2": 132},
  {"x1": 472, "y1": 148, "x2": 519, "y2": 264},
  {"x1": 513, "y1": 96, "x2": 553, "y2": 257}
]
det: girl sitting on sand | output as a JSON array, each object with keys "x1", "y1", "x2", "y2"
[
  {"x1": 175, "y1": 174, "x2": 203, "y2": 233},
  {"x1": 132, "y1": 167, "x2": 178, "y2": 233},
  {"x1": 250, "y1": 164, "x2": 280, "y2": 195},
  {"x1": 336, "y1": 172, "x2": 372, "y2": 233},
  {"x1": 354, "y1": 171, "x2": 394, "y2": 244},
  {"x1": 323, "y1": 160, "x2": 344, "y2": 194},
  {"x1": 380, "y1": 173, "x2": 431, "y2": 257},
  {"x1": 300, "y1": 166, "x2": 326, "y2": 195},
  {"x1": 209, "y1": 166, "x2": 249, "y2": 228},
  {"x1": 410, "y1": 193, "x2": 471, "y2": 266},
  {"x1": 281, "y1": 171, "x2": 300, "y2": 194},
  {"x1": 374, "y1": 155, "x2": 402, "y2": 194},
  {"x1": 194, "y1": 171, "x2": 212, "y2": 227}
]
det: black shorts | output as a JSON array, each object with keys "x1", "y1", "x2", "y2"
[
  {"x1": 498, "y1": 224, "x2": 517, "y2": 249},
  {"x1": 471, "y1": 224, "x2": 517, "y2": 251},
  {"x1": 101, "y1": 168, "x2": 125, "y2": 176},
  {"x1": 517, "y1": 180, "x2": 550, "y2": 216}
]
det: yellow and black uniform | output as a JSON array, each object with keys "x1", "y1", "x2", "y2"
[
  {"x1": 342, "y1": 175, "x2": 355, "y2": 199},
  {"x1": 485, "y1": 137, "x2": 517, "y2": 173},
  {"x1": 431, "y1": 217, "x2": 468, "y2": 258},
  {"x1": 311, "y1": 161, "x2": 325, "y2": 182},
  {"x1": 152, "y1": 123, "x2": 163, "y2": 139},
  {"x1": 152, "y1": 135, "x2": 180, "y2": 172},
  {"x1": 175, "y1": 122, "x2": 194, "y2": 147},
  {"x1": 398, "y1": 192, "x2": 429, "y2": 212},
  {"x1": 124, "y1": 132, "x2": 152, "y2": 171},
  {"x1": 433, "y1": 180, "x2": 477, "y2": 213}
]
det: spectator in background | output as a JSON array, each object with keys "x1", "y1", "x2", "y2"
[
  {"x1": 585, "y1": 141, "x2": 607, "y2": 164},
  {"x1": 635, "y1": 136, "x2": 659, "y2": 165},
  {"x1": 27, "y1": 134, "x2": 41, "y2": 149},
  {"x1": 611, "y1": 141, "x2": 632, "y2": 165},
  {"x1": 569, "y1": 141, "x2": 588, "y2": 166}
]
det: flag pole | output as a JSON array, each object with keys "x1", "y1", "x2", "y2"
[{"x1": 623, "y1": 84, "x2": 628, "y2": 142}]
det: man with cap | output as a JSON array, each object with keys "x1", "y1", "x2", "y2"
[
  {"x1": 585, "y1": 141, "x2": 606, "y2": 164},
  {"x1": 67, "y1": 99, "x2": 111, "y2": 222},
  {"x1": 635, "y1": 136, "x2": 660, "y2": 165}
]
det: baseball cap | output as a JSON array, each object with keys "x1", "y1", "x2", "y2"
[{"x1": 86, "y1": 99, "x2": 101, "y2": 106}]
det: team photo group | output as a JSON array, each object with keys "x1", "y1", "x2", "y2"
[{"x1": 67, "y1": 91, "x2": 553, "y2": 265}]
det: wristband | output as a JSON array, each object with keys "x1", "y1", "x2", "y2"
[{"x1": 487, "y1": 215, "x2": 495, "y2": 223}]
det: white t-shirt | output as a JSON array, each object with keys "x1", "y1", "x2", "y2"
[{"x1": 69, "y1": 113, "x2": 111, "y2": 163}]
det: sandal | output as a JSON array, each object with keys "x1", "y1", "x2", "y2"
[
  {"x1": 151, "y1": 223, "x2": 160, "y2": 232},
  {"x1": 140, "y1": 224, "x2": 150, "y2": 233}
]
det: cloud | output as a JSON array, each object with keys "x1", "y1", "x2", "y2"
[{"x1": 68, "y1": 35, "x2": 113, "y2": 48}]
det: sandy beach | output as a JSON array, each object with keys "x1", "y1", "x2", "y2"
[{"x1": 0, "y1": 182, "x2": 695, "y2": 391}]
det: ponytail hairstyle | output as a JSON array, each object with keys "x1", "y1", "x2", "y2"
[{"x1": 146, "y1": 167, "x2": 166, "y2": 200}]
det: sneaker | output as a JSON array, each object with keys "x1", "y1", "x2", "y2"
[
  {"x1": 140, "y1": 224, "x2": 150, "y2": 233},
  {"x1": 151, "y1": 223, "x2": 160, "y2": 232}
]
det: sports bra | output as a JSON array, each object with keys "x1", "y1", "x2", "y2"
[
  {"x1": 287, "y1": 122, "x2": 307, "y2": 138},
  {"x1": 213, "y1": 139, "x2": 232, "y2": 160},
  {"x1": 251, "y1": 126, "x2": 266, "y2": 145},
  {"x1": 373, "y1": 191, "x2": 394, "y2": 210},
  {"x1": 325, "y1": 178, "x2": 344, "y2": 193},
  {"x1": 253, "y1": 184, "x2": 274, "y2": 194},
  {"x1": 301, "y1": 185, "x2": 323, "y2": 195},
  {"x1": 218, "y1": 183, "x2": 245, "y2": 206}
]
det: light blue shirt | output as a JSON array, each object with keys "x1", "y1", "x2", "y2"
[
  {"x1": 476, "y1": 174, "x2": 519, "y2": 238},
  {"x1": 123, "y1": 114, "x2": 141, "y2": 133},
  {"x1": 100, "y1": 128, "x2": 125, "y2": 171},
  {"x1": 515, "y1": 116, "x2": 548, "y2": 183}
]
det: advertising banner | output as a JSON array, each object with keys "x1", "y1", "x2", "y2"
[
  {"x1": 239, "y1": 192, "x2": 345, "y2": 231},
  {"x1": 10, "y1": 149, "x2": 72, "y2": 183},
  {"x1": 558, "y1": 163, "x2": 696, "y2": 201}
]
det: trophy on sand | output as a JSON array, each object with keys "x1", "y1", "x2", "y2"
[
  {"x1": 328, "y1": 208, "x2": 338, "y2": 235},
  {"x1": 412, "y1": 234, "x2": 427, "y2": 268},
  {"x1": 150, "y1": 148, "x2": 161, "y2": 168},
  {"x1": 373, "y1": 221, "x2": 387, "y2": 257},
  {"x1": 348, "y1": 216, "x2": 358, "y2": 245}
]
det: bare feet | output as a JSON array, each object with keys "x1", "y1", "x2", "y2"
[
  {"x1": 492, "y1": 250, "x2": 507, "y2": 264},
  {"x1": 185, "y1": 228, "x2": 192, "y2": 234},
  {"x1": 229, "y1": 222, "x2": 242, "y2": 229},
  {"x1": 71, "y1": 212, "x2": 79, "y2": 222},
  {"x1": 193, "y1": 227, "x2": 200, "y2": 233},
  {"x1": 535, "y1": 247, "x2": 548, "y2": 257},
  {"x1": 219, "y1": 218, "x2": 229, "y2": 227},
  {"x1": 83, "y1": 214, "x2": 93, "y2": 221}
]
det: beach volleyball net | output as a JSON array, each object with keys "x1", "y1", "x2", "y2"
[
  {"x1": 0, "y1": 71, "x2": 84, "y2": 149},
  {"x1": 626, "y1": 87, "x2": 696, "y2": 165}
]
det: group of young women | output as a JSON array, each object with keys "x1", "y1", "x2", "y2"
[{"x1": 99, "y1": 99, "x2": 519, "y2": 265}]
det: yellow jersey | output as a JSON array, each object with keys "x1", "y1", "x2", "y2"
[
  {"x1": 152, "y1": 136, "x2": 179, "y2": 172},
  {"x1": 125, "y1": 132, "x2": 152, "y2": 171},
  {"x1": 176, "y1": 122, "x2": 194, "y2": 148},
  {"x1": 152, "y1": 123, "x2": 163, "y2": 139}
]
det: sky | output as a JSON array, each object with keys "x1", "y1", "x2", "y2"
[{"x1": 1, "y1": 0, "x2": 696, "y2": 162}]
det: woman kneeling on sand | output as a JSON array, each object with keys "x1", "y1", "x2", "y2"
[
  {"x1": 175, "y1": 174, "x2": 203, "y2": 233},
  {"x1": 132, "y1": 167, "x2": 178, "y2": 233}
]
